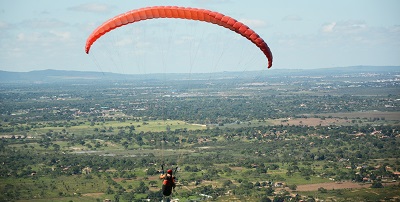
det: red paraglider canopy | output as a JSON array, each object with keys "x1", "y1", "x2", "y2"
[{"x1": 85, "y1": 6, "x2": 273, "y2": 68}]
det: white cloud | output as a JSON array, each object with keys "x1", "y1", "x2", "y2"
[
  {"x1": 0, "y1": 21, "x2": 8, "y2": 29},
  {"x1": 21, "y1": 19, "x2": 68, "y2": 29},
  {"x1": 392, "y1": 25, "x2": 400, "y2": 32},
  {"x1": 69, "y1": 3, "x2": 113, "y2": 13},
  {"x1": 16, "y1": 30, "x2": 72, "y2": 45},
  {"x1": 314, "y1": 20, "x2": 400, "y2": 50},
  {"x1": 322, "y1": 21, "x2": 367, "y2": 34},
  {"x1": 17, "y1": 33, "x2": 40, "y2": 42},
  {"x1": 322, "y1": 22, "x2": 336, "y2": 33},
  {"x1": 239, "y1": 19, "x2": 267, "y2": 28},
  {"x1": 8, "y1": 47, "x2": 24, "y2": 57},
  {"x1": 115, "y1": 38, "x2": 133, "y2": 47},
  {"x1": 49, "y1": 31, "x2": 71, "y2": 41}
]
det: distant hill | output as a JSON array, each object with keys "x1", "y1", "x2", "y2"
[
  {"x1": 0, "y1": 66, "x2": 398, "y2": 84},
  {"x1": 0, "y1": 69, "x2": 121, "y2": 83}
]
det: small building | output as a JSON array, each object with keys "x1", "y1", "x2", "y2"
[
  {"x1": 82, "y1": 167, "x2": 92, "y2": 174},
  {"x1": 274, "y1": 182, "x2": 284, "y2": 187}
]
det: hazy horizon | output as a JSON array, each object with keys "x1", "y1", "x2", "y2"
[
  {"x1": 2, "y1": 65, "x2": 399, "y2": 75},
  {"x1": 1, "y1": 0, "x2": 399, "y2": 74}
]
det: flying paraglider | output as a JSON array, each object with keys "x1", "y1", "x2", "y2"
[{"x1": 85, "y1": 6, "x2": 273, "y2": 68}]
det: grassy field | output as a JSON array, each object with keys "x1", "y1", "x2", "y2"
[
  {"x1": 1, "y1": 175, "x2": 109, "y2": 200},
  {"x1": 2, "y1": 111, "x2": 398, "y2": 139},
  {"x1": 296, "y1": 185, "x2": 400, "y2": 201},
  {"x1": 2, "y1": 114, "x2": 399, "y2": 201},
  {"x1": 0, "y1": 119, "x2": 206, "y2": 138}
]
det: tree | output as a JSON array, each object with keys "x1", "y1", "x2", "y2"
[
  {"x1": 273, "y1": 196, "x2": 285, "y2": 202},
  {"x1": 288, "y1": 184, "x2": 297, "y2": 190},
  {"x1": 52, "y1": 144, "x2": 60, "y2": 151},
  {"x1": 122, "y1": 141, "x2": 129, "y2": 150},
  {"x1": 146, "y1": 167, "x2": 157, "y2": 175},
  {"x1": 136, "y1": 181, "x2": 149, "y2": 193},
  {"x1": 260, "y1": 196, "x2": 272, "y2": 202},
  {"x1": 114, "y1": 194, "x2": 120, "y2": 202},
  {"x1": 105, "y1": 186, "x2": 114, "y2": 194},
  {"x1": 371, "y1": 182, "x2": 384, "y2": 188},
  {"x1": 149, "y1": 181, "x2": 157, "y2": 187},
  {"x1": 318, "y1": 187, "x2": 327, "y2": 193}
]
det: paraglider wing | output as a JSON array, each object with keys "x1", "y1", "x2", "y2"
[{"x1": 85, "y1": 6, "x2": 273, "y2": 68}]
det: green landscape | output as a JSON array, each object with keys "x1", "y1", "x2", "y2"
[{"x1": 1, "y1": 67, "x2": 399, "y2": 202}]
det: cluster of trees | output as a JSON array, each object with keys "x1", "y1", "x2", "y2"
[
  {"x1": 1, "y1": 70, "x2": 399, "y2": 201},
  {"x1": 2, "y1": 75, "x2": 399, "y2": 127},
  {"x1": 1, "y1": 121, "x2": 399, "y2": 201}
]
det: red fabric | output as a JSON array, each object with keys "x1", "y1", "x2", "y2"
[{"x1": 85, "y1": 6, "x2": 273, "y2": 68}]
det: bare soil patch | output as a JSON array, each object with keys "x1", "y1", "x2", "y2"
[
  {"x1": 82, "y1": 192, "x2": 104, "y2": 197},
  {"x1": 147, "y1": 175, "x2": 160, "y2": 181},
  {"x1": 275, "y1": 118, "x2": 349, "y2": 127},
  {"x1": 296, "y1": 182, "x2": 398, "y2": 191},
  {"x1": 320, "y1": 111, "x2": 400, "y2": 121},
  {"x1": 112, "y1": 178, "x2": 126, "y2": 182},
  {"x1": 296, "y1": 182, "x2": 369, "y2": 191},
  {"x1": 230, "y1": 167, "x2": 244, "y2": 171}
]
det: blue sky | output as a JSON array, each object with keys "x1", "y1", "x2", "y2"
[{"x1": 0, "y1": 0, "x2": 399, "y2": 74}]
